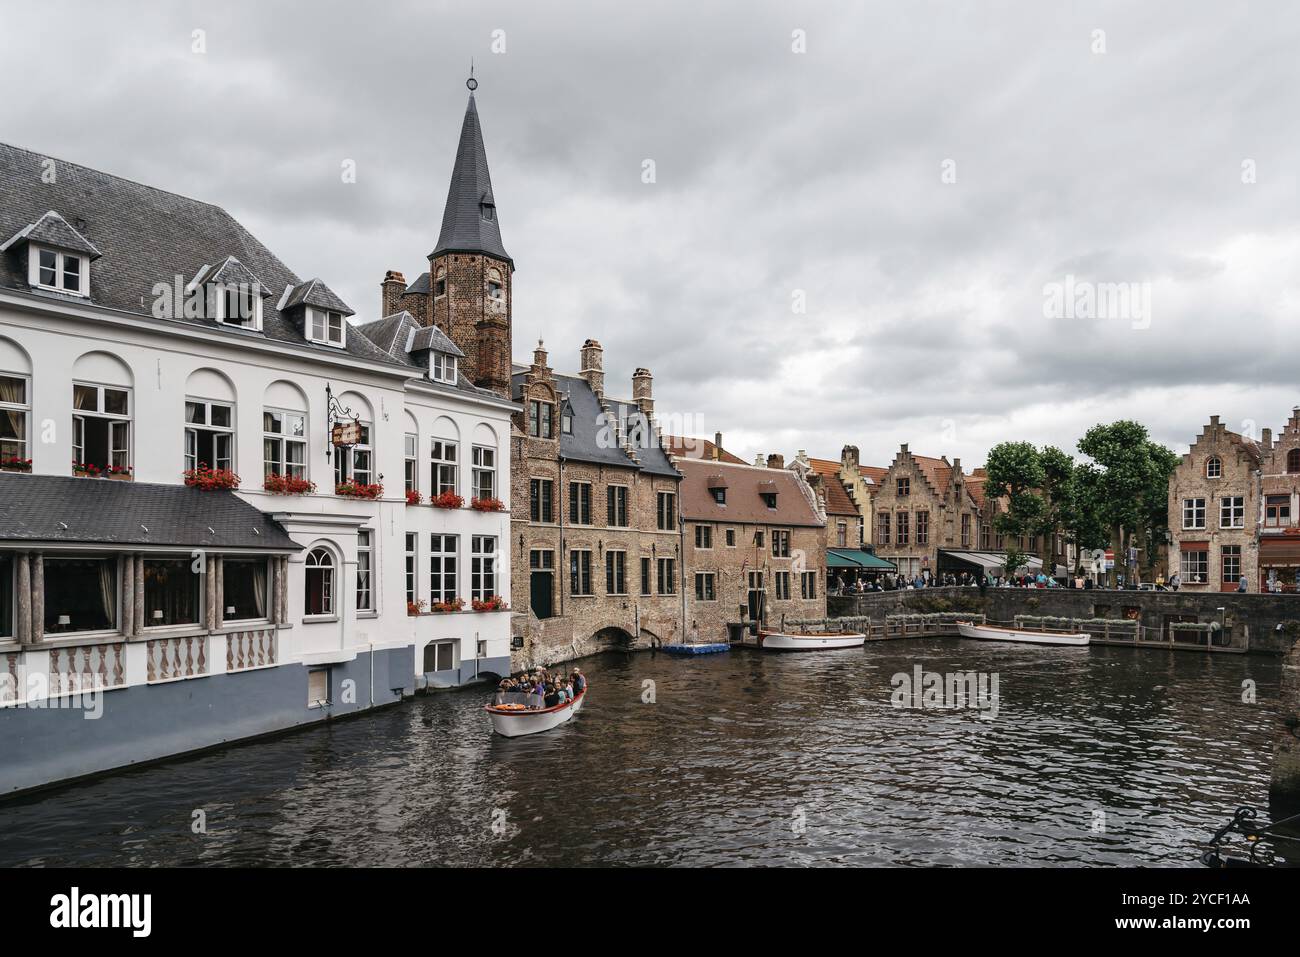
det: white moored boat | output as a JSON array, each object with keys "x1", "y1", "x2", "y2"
[
  {"x1": 485, "y1": 688, "x2": 587, "y2": 738},
  {"x1": 758, "y1": 630, "x2": 867, "y2": 651},
  {"x1": 956, "y1": 621, "x2": 1090, "y2": 647}
]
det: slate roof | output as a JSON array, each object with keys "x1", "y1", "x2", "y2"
[
  {"x1": 1, "y1": 209, "x2": 102, "y2": 259},
  {"x1": 0, "y1": 142, "x2": 399, "y2": 368},
  {"x1": 0, "y1": 473, "x2": 298, "y2": 550},
  {"x1": 355, "y1": 312, "x2": 465, "y2": 361},
  {"x1": 192, "y1": 256, "x2": 271, "y2": 297},
  {"x1": 403, "y1": 272, "x2": 431, "y2": 296},
  {"x1": 676, "y1": 459, "x2": 822, "y2": 527},
  {"x1": 512, "y1": 370, "x2": 679, "y2": 478},
  {"x1": 431, "y1": 95, "x2": 511, "y2": 264},
  {"x1": 282, "y1": 277, "x2": 353, "y2": 316}
]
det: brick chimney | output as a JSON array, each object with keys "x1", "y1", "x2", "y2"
[
  {"x1": 580, "y1": 339, "x2": 604, "y2": 400},
  {"x1": 753, "y1": 452, "x2": 765, "y2": 467},
  {"x1": 533, "y1": 338, "x2": 549, "y2": 370},
  {"x1": 714, "y1": 431, "x2": 723, "y2": 461},
  {"x1": 381, "y1": 270, "x2": 406, "y2": 318},
  {"x1": 767, "y1": 453, "x2": 785, "y2": 470},
  {"x1": 632, "y1": 367, "x2": 653, "y2": 417},
  {"x1": 841, "y1": 444, "x2": 859, "y2": 469},
  {"x1": 1262, "y1": 427, "x2": 1272, "y2": 450}
]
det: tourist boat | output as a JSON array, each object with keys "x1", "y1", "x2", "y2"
[
  {"x1": 758, "y1": 630, "x2": 867, "y2": 651},
  {"x1": 484, "y1": 688, "x2": 587, "y2": 737},
  {"x1": 956, "y1": 621, "x2": 1090, "y2": 646}
]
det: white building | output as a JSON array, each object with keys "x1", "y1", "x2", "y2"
[{"x1": 0, "y1": 98, "x2": 517, "y2": 795}]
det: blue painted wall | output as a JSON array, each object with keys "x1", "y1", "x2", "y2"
[{"x1": 0, "y1": 645, "x2": 415, "y2": 797}]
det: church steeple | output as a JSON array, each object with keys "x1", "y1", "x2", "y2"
[
  {"x1": 431, "y1": 88, "x2": 512, "y2": 265},
  {"x1": 425, "y1": 75, "x2": 514, "y2": 398}
]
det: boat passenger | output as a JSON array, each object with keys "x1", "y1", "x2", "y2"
[{"x1": 572, "y1": 669, "x2": 586, "y2": 694}]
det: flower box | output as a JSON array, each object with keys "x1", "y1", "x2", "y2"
[
  {"x1": 407, "y1": 600, "x2": 427, "y2": 617},
  {"x1": 0, "y1": 456, "x2": 32, "y2": 473},
  {"x1": 183, "y1": 466, "x2": 240, "y2": 490},
  {"x1": 429, "y1": 491, "x2": 464, "y2": 510},
  {"x1": 263, "y1": 473, "x2": 317, "y2": 496},
  {"x1": 336, "y1": 480, "x2": 384, "y2": 500},
  {"x1": 431, "y1": 598, "x2": 464, "y2": 614},
  {"x1": 472, "y1": 596, "x2": 509, "y2": 612},
  {"x1": 470, "y1": 496, "x2": 506, "y2": 512},
  {"x1": 406, "y1": 489, "x2": 424, "y2": 506}
]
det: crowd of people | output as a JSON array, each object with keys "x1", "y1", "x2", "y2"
[
  {"x1": 496, "y1": 667, "x2": 586, "y2": 710},
  {"x1": 830, "y1": 570, "x2": 1070, "y2": 594}
]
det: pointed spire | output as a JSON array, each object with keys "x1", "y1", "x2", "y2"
[{"x1": 431, "y1": 82, "x2": 511, "y2": 265}]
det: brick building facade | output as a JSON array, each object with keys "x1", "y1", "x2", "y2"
[
  {"x1": 509, "y1": 339, "x2": 684, "y2": 669},
  {"x1": 870, "y1": 444, "x2": 981, "y2": 579},
  {"x1": 675, "y1": 457, "x2": 826, "y2": 640},
  {"x1": 1167, "y1": 415, "x2": 1262, "y2": 592},
  {"x1": 1258, "y1": 409, "x2": 1300, "y2": 590}
]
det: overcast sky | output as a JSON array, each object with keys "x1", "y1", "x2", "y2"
[{"x1": 3, "y1": 1, "x2": 1298, "y2": 468}]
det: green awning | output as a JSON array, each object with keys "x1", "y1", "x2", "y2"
[{"x1": 827, "y1": 548, "x2": 897, "y2": 571}]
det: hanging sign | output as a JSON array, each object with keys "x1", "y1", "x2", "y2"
[{"x1": 331, "y1": 419, "x2": 361, "y2": 448}]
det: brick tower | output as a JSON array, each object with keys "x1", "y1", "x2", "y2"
[{"x1": 426, "y1": 81, "x2": 514, "y2": 397}]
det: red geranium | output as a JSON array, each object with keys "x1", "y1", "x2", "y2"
[
  {"x1": 431, "y1": 598, "x2": 464, "y2": 613},
  {"x1": 472, "y1": 595, "x2": 509, "y2": 612},
  {"x1": 470, "y1": 496, "x2": 506, "y2": 512},
  {"x1": 183, "y1": 465, "x2": 240, "y2": 490},
  {"x1": 264, "y1": 473, "x2": 316, "y2": 495},
  {"x1": 336, "y1": 480, "x2": 384, "y2": 500},
  {"x1": 406, "y1": 489, "x2": 424, "y2": 505},
  {"x1": 430, "y1": 490, "x2": 465, "y2": 509}
]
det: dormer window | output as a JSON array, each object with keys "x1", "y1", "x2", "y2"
[
  {"x1": 762, "y1": 492, "x2": 777, "y2": 509},
  {"x1": 481, "y1": 193, "x2": 496, "y2": 221},
  {"x1": 217, "y1": 284, "x2": 262, "y2": 331},
  {"x1": 308, "y1": 308, "x2": 345, "y2": 347},
  {"x1": 32, "y1": 247, "x2": 89, "y2": 296},
  {"x1": 431, "y1": 351, "x2": 457, "y2": 384}
]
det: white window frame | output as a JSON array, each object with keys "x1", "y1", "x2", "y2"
[
  {"x1": 216, "y1": 283, "x2": 263, "y2": 331},
  {"x1": 1182, "y1": 497, "x2": 1206, "y2": 530},
  {"x1": 29, "y1": 245, "x2": 89, "y2": 297},
  {"x1": 430, "y1": 534, "x2": 458, "y2": 604},
  {"x1": 431, "y1": 439, "x2": 458, "y2": 496},
  {"x1": 405, "y1": 532, "x2": 417, "y2": 606},
  {"x1": 305, "y1": 547, "x2": 335, "y2": 618},
  {"x1": 1219, "y1": 495, "x2": 1245, "y2": 529},
  {"x1": 1180, "y1": 549, "x2": 1208, "y2": 584},
  {"x1": 184, "y1": 398, "x2": 235, "y2": 472},
  {"x1": 263, "y1": 408, "x2": 308, "y2": 480},
  {"x1": 356, "y1": 529, "x2": 374, "y2": 613},
  {"x1": 1205, "y1": 456, "x2": 1222, "y2": 479},
  {"x1": 307, "y1": 307, "x2": 346, "y2": 347},
  {"x1": 472, "y1": 445, "x2": 496, "y2": 500},
  {"x1": 404, "y1": 433, "x2": 418, "y2": 494},
  {"x1": 570, "y1": 548, "x2": 593, "y2": 596},
  {"x1": 471, "y1": 535, "x2": 497, "y2": 602},
  {"x1": 0, "y1": 371, "x2": 31, "y2": 464},
  {"x1": 335, "y1": 421, "x2": 373, "y2": 486},
  {"x1": 431, "y1": 352, "x2": 457, "y2": 385},
  {"x1": 72, "y1": 381, "x2": 132, "y2": 472}
]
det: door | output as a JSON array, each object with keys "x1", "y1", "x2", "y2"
[
  {"x1": 747, "y1": 571, "x2": 764, "y2": 624},
  {"x1": 530, "y1": 571, "x2": 553, "y2": 619}
]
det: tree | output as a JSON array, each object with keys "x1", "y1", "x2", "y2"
[
  {"x1": 983, "y1": 441, "x2": 1046, "y2": 577},
  {"x1": 1076, "y1": 421, "x2": 1178, "y2": 585}
]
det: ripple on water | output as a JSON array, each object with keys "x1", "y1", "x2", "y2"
[{"x1": 0, "y1": 640, "x2": 1284, "y2": 866}]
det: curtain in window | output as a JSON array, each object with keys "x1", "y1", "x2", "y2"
[
  {"x1": 0, "y1": 377, "x2": 24, "y2": 443},
  {"x1": 251, "y1": 563, "x2": 267, "y2": 618},
  {"x1": 98, "y1": 561, "x2": 115, "y2": 628}
]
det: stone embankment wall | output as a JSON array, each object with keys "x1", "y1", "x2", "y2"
[{"x1": 829, "y1": 586, "x2": 1300, "y2": 655}]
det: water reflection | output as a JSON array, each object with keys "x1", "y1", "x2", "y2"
[{"x1": 0, "y1": 640, "x2": 1285, "y2": 867}]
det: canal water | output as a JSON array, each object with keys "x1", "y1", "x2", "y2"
[{"x1": 0, "y1": 639, "x2": 1285, "y2": 866}]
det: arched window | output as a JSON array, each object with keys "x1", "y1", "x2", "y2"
[
  {"x1": 1289, "y1": 449, "x2": 1300, "y2": 474},
  {"x1": 305, "y1": 548, "x2": 335, "y2": 616},
  {"x1": 1205, "y1": 456, "x2": 1221, "y2": 479}
]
